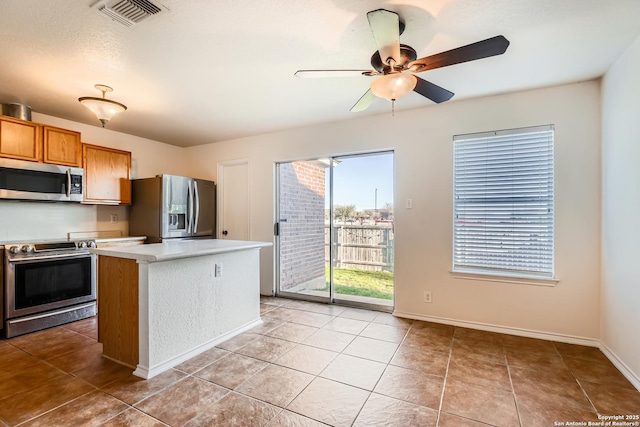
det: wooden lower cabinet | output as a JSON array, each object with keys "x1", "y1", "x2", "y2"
[
  {"x1": 0, "y1": 252, "x2": 3, "y2": 334},
  {"x1": 43, "y1": 126, "x2": 81, "y2": 167},
  {"x1": 98, "y1": 256, "x2": 139, "y2": 368},
  {"x1": 83, "y1": 143, "x2": 132, "y2": 205}
]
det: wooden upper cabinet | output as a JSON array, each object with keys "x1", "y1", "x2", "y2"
[
  {"x1": 0, "y1": 115, "x2": 42, "y2": 162},
  {"x1": 43, "y1": 126, "x2": 82, "y2": 167},
  {"x1": 83, "y1": 143, "x2": 132, "y2": 205}
]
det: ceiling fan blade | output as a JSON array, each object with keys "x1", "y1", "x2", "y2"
[
  {"x1": 350, "y1": 89, "x2": 376, "y2": 112},
  {"x1": 367, "y1": 9, "x2": 401, "y2": 66},
  {"x1": 413, "y1": 76, "x2": 454, "y2": 103},
  {"x1": 295, "y1": 70, "x2": 377, "y2": 78},
  {"x1": 408, "y1": 35, "x2": 510, "y2": 73}
]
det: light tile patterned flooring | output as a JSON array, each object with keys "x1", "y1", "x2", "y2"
[{"x1": 0, "y1": 296, "x2": 639, "y2": 426}]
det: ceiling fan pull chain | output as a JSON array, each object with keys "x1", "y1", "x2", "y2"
[{"x1": 392, "y1": 99, "x2": 395, "y2": 116}]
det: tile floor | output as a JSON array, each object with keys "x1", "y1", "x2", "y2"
[{"x1": 0, "y1": 296, "x2": 639, "y2": 426}]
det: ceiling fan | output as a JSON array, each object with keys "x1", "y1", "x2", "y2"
[{"x1": 295, "y1": 9, "x2": 510, "y2": 112}]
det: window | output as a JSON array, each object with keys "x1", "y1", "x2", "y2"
[{"x1": 453, "y1": 125, "x2": 554, "y2": 279}]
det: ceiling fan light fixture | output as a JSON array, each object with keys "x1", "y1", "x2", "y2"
[
  {"x1": 78, "y1": 84, "x2": 127, "y2": 127},
  {"x1": 370, "y1": 73, "x2": 417, "y2": 101}
]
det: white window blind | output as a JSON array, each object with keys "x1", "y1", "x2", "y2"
[{"x1": 453, "y1": 125, "x2": 554, "y2": 278}]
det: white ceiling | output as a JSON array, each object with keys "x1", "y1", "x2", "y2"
[{"x1": 1, "y1": 0, "x2": 639, "y2": 147}]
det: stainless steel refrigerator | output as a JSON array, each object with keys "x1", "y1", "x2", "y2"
[{"x1": 129, "y1": 175, "x2": 216, "y2": 243}]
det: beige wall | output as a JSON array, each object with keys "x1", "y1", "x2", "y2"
[
  {"x1": 4, "y1": 75, "x2": 635, "y2": 384},
  {"x1": 601, "y1": 35, "x2": 640, "y2": 383},
  {"x1": 0, "y1": 113, "x2": 188, "y2": 242},
  {"x1": 186, "y1": 81, "x2": 602, "y2": 341}
]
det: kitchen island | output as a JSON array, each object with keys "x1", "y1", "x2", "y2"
[{"x1": 90, "y1": 239, "x2": 272, "y2": 379}]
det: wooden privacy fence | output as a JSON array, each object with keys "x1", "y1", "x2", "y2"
[{"x1": 324, "y1": 224, "x2": 394, "y2": 272}]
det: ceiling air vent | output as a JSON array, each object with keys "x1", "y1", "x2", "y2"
[{"x1": 94, "y1": 0, "x2": 167, "y2": 27}]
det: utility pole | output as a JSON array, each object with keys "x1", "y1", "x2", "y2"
[{"x1": 374, "y1": 188, "x2": 378, "y2": 217}]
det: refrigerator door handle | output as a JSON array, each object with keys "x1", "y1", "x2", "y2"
[
  {"x1": 187, "y1": 180, "x2": 193, "y2": 234},
  {"x1": 194, "y1": 180, "x2": 200, "y2": 235}
]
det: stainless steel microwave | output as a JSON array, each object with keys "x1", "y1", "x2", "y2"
[{"x1": 0, "y1": 158, "x2": 84, "y2": 202}]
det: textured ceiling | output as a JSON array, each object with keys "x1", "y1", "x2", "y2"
[{"x1": 0, "y1": 0, "x2": 639, "y2": 147}]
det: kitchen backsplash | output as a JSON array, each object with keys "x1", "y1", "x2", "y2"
[{"x1": 0, "y1": 201, "x2": 128, "y2": 242}]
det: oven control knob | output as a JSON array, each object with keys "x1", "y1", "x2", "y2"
[
  {"x1": 21, "y1": 245, "x2": 33, "y2": 253},
  {"x1": 88, "y1": 241, "x2": 97, "y2": 248},
  {"x1": 78, "y1": 241, "x2": 87, "y2": 248},
  {"x1": 9, "y1": 246, "x2": 20, "y2": 254}
]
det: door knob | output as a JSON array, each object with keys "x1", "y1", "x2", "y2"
[{"x1": 222, "y1": 230, "x2": 228, "y2": 236}]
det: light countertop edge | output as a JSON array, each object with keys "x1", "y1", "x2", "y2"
[
  {"x1": 89, "y1": 239, "x2": 272, "y2": 263},
  {"x1": 95, "y1": 236, "x2": 146, "y2": 243},
  {"x1": 1, "y1": 236, "x2": 147, "y2": 247}
]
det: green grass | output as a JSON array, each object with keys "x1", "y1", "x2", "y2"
[{"x1": 315, "y1": 266, "x2": 394, "y2": 300}]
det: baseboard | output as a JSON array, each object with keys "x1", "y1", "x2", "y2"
[
  {"x1": 600, "y1": 342, "x2": 640, "y2": 392},
  {"x1": 392, "y1": 311, "x2": 600, "y2": 347},
  {"x1": 393, "y1": 311, "x2": 640, "y2": 391},
  {"x1": 133, "y1": 317, "x2": 263, "y2": 379}
]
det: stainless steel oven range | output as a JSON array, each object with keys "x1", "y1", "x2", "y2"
[{"x1": 3, "y1": 239, "x2": 97, "y2": 338}]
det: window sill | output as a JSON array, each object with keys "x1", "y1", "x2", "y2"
[{"x1": 450, "y1": 270, "x2": 559, "y2": 287}]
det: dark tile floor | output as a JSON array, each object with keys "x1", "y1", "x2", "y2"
[{"x1": 0, "y1": 296, "x2": 638, "y2": 426}]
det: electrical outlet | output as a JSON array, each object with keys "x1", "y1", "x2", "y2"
[
  {"x1": 423, "y1": 291, "x2": 432, "y2": 303},
  {"x1": 110, "y1": 214, "x2": 118, "y2": 223},
  {"x1": 215, "y1": 263, "x2": 222, "y2": 277}
]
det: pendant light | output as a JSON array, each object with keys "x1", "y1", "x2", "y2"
[{"x1": 78, "y1": 84, "x2": 127, "y2": 127}]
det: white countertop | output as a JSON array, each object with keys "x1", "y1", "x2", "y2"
[
  {"x1": 1, "y1": 236, "x2": 146, "y2": 247},
  {"x1": 95, "y1": 236, "x2": 146, "y2": 244},
  {"x1": 90, "y1": 239, "x2": 272, "y2": 262}
]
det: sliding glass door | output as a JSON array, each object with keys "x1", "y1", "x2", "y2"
[
  {"x1": 330, "y1": 153, "x2": 394, "y2": 308},
  {"x1": 276, "y1": 159, "x2": 330, "y2": 301},
  {"x1": 276, "y1": 152, "x2": 394, "y2": 309}
]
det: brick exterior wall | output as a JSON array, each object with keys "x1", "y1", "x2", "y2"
[{"x1": 279, "y1": 161, "x2": 326, "y2": 292}]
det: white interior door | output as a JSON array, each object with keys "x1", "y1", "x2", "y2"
[{"x1": 218, "y1": 161, "x2": 249, "y2": 240}]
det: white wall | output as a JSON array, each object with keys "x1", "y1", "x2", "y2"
[
  {"x1": 0, "y1": 113, "x2": 188, "y2": 242},
  {"x1": 186, "y1": 81, "x2": 602, "y2": 341},
  {"x1": 3, "y1": 71, "x2": 633, "y2": 381},
  {"x1": 601, "y1": 35, "x2": 640, "y2": 382}
]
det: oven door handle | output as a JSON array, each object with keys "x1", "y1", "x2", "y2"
[{"x1": 7, "y1": 252, "x2": 94, "y2": 263}]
